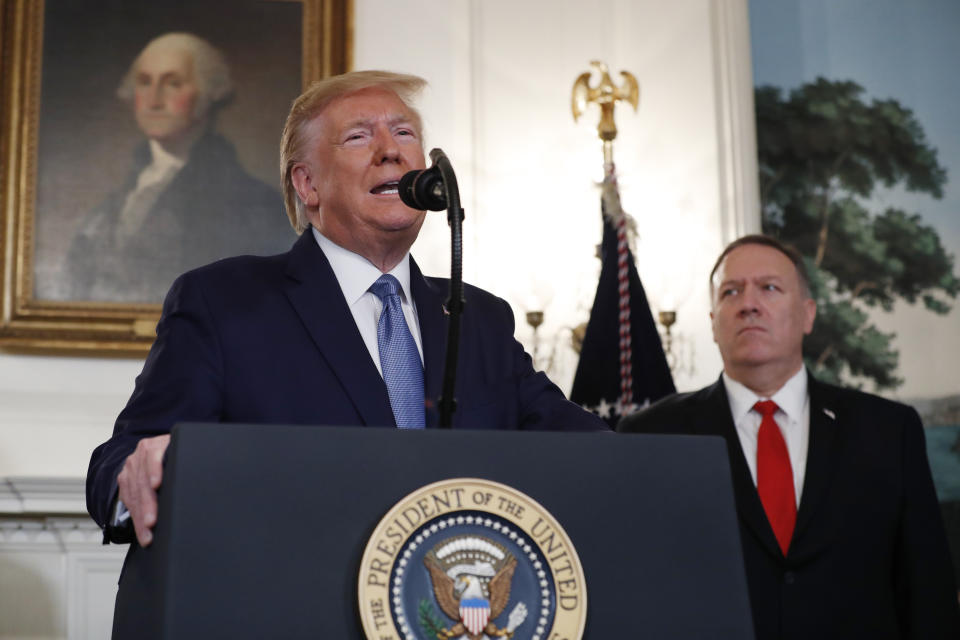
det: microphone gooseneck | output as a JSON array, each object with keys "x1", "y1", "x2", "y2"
[{"x1": 400, "y1": 149, "x2": 465, "y2": 428}]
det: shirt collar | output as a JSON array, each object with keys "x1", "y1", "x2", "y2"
[
  {"x1": 311, "y1": 227, "x2": 413, "y2": 305},
  {"x1": 147, "y1": 139, "x2": 187, "y2": 172},
  {"x1": 722, "y1": 365, "x2": 808, "y2": 423}
]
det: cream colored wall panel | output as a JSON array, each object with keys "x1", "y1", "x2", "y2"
[
  {"x1": 67, "y1": 551, "x2": 124, "y2": 640},
  {"x1": 0, "y1": 390, "x2": 127, "y2": 477},
  {"x1": 0, "y1": 514, "x2": 123, "y2": 640},
  {"x1": 0, "y1": 353, "x2": 137, "y2": 478},
  {"x1": 710, "y1": 0, "x2": 762, "y2": 243},
  {"x1": 0, "y1": 545, "x2": 66, "y2": 638}
]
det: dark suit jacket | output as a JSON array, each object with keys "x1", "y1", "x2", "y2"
[
  {"x1": 86, "y1": 231, "x2": 607, "y2": 534},
  {"x1": 66, "y1": 133, "x2": 292, "y2": 303},
  {"x1": 618, "y1": 375, "x2": 959, "y2": 640}
]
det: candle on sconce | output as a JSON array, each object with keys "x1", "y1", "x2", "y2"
[
  {"x1": 657, "y1": 309, "x2": 677, "y2": 370},
  {"x1": 526, "y1": 310, "x2": 545, "y2": 365},
  {"x1": 525, "y1": 310, "x2": 544, "y2": 330}
]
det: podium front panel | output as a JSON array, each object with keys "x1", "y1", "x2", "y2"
[{"x1": 113, "y1": 424, "x2": 753, "y2": 639}]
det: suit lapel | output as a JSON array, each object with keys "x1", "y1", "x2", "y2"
[
  {"x1": 410, "y1": 259, "x2": 448, "y2": 428},
  {"x1": 703, "y1": 379, "x2": 784, "y2": 559},
  {"x1": 281, "y1": 232, "x2": 395, "y2": 426},
  {"x1": 792, "y1": 374, "x2": 840, "y2": 549}
]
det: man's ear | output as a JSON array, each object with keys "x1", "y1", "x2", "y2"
[
  {"x1": 803, "y1": 298, "x2": 817, "y2": 335},
  {"x1": 290, "y1": 164, "x2": 319, "y2": 208}
]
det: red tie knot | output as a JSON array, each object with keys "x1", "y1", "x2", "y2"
[{"x1": 753, "y1": 400, "x2": 779, "y2": 418}]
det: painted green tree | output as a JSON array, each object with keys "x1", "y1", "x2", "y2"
[{"x1": 756, "y1": 77, "x2": 959, "y2": 390}]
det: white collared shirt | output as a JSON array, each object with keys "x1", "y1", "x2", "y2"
[
  {"x1": 139, "y1": 139, "x2": 187, "y2": 188},
  {"x1": 312, "y1": 227, "x2": 424, "y2": 377},
  {"x1": 116, "y1": 140, "x2": 187, "y2": 240},
  {"x1": 723, "y1": 366, "x2": 810, "y2": 506}
]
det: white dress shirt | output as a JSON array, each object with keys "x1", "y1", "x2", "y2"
[
  {"x1": 312, "y1": 227, "x2": 424, "y2": 376},
  {"x1": 116, "y1": 140, "x2": 186, "y2": 242},
  {"x1": 723, "y1": 367, "x2": 810, "y2": 506}
]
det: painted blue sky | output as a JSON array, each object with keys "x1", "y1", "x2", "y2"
[{"x1": 749, "y1": 0, "x2": 960, "y2": 399}]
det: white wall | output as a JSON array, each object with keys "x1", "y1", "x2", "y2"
[
  {"x1": 0, "y1": 0, "x2": 758, "y2": 635},
  {"x1": 0, "y1": 356, "x2": 139, "y2": 477}
]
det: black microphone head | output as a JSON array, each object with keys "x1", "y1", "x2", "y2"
[
  {"x1": 399, "y1": 166, "x2": 447, "y2": 211},
  {"x1": 398, "y1": 170, "x2": 421, "y2": 209}
]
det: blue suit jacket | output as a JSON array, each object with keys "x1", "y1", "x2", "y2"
[{"x1": 87, "y1": 231, "x2": 607, "y2": 532}]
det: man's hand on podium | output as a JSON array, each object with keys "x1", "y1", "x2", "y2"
[{"x1": 117, "y1": 434, "x2": 171, "y2": 547}]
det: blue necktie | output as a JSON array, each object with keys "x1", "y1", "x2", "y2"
[{"x1": 369, "y1": 274, "x2": 425, "y2": 428}]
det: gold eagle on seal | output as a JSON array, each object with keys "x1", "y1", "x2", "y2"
[{"x1": 423, "y1": 535, "x2": 529, "y2": 639}]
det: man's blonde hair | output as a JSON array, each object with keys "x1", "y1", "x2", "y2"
[{"x1": 279, "y1": 70, "x2": 427, "y2": 233}]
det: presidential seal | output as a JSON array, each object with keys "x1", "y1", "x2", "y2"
[{"x1": 358, "y1": 478, "x2": 587, "y2": 640}]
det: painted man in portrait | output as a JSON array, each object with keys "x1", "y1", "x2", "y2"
[{"x1": 65, "y1": 32, "x2": 293, "y2": 303}]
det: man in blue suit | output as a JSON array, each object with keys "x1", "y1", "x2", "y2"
[{"x1": 87, "y1": 70, "x2": 607, "y2": 548}]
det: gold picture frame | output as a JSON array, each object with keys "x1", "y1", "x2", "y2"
[{"x1": 0, "y1": 0, "x2": 351, "y2": 355}]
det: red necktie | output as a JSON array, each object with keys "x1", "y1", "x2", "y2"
[{"x1": 754, "y1": 400, "x2": 796, "y2": 555}]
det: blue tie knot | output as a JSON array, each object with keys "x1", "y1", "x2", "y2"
[{"x1": 370, "y1": 274, "x2": 401, "y2": 301}]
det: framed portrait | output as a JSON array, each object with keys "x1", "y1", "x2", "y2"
[{"x1": 0, "y1": 0, "x2": 351, "y2": 354}]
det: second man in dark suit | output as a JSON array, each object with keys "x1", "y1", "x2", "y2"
[{"x1": 619, "y1": 234, "x2": 958, "y2": 639}]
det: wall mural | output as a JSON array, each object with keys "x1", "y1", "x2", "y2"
[{"x1": 750, "y1": 0, "x2": 960, "y2": 582}]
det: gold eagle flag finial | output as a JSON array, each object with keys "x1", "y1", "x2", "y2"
[{"x1": 572, "y1": 60, "x2": 639, "y2": 164}]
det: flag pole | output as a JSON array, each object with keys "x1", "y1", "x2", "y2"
[{"x1": 569, "y1": 61, "x2": 675, "y2": 426}]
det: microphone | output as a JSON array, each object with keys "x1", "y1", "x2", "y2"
[
  {"x1": 399, "y1": 159, "x2": 447, "y2": 211},
  {"x1": 396, "y1": 148, "x2": 465, "y2": 428}
]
